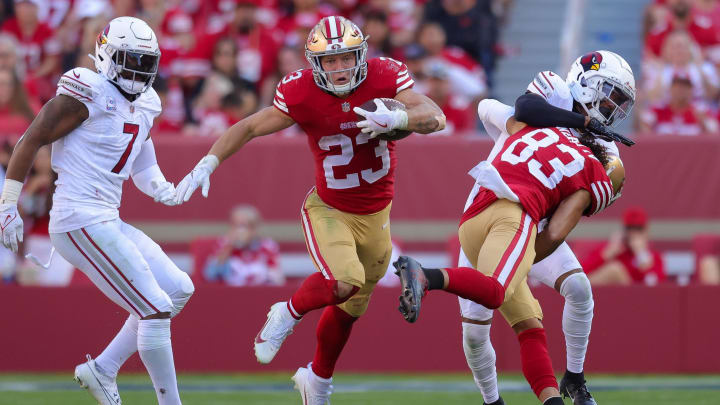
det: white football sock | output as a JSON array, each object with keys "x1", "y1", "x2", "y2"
[
  {"x1": 95, "y1": 315, "x2": 139, "y2": 378},
  {"x1": 560, "y1": 272, "x2": 594, "y2": 374},
  {"x1": 462, "y1": 322, "x2": 499, "y2": 403},
  {"x1": 137, "y1": 319, "x2": 181, "y2": 405}
]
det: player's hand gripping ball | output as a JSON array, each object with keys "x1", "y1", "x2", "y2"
[{"x1": 355, "y1": 98, "x2": 413, "y2": 141}]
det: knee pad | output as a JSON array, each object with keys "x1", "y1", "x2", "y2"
[
  {"x1": 462, "y1": 322, "x2": 492, "y2": 351},
  {"x1": 155, "y1": 290, "x2": 175, "y2": 315},
  {"x1": 170, "y1": 272, "x2": 194, "y2": 318},
  {"x1": 560, "y1": 272, "x2": 593, "y2": 304}
]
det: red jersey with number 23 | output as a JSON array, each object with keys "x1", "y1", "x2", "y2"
[
  {"x1": 461, "y1": 126, "x2": 614, "y2": 225},
  {"x1": 273, "y1": 57, "x2": 414, "y2": 214}
]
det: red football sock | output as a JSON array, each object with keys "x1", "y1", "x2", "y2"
[
  {"x1": 288, "y1": 273, "x2": 358, "y2": 320},
  {"x1": 443, "y1": 267, "x2": 505, "y2": 309},
  {"x1": 518, "y1": 328, "x2": 558, "y2": 398},
  {"x1": 312, "y1": 306, "x2": 357, "y2": 379}
]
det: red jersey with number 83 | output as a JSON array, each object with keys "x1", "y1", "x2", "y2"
[
  {"x1": 461, "y1": 126, "x2": 614, "y2": 224},
  {"x1": 273, "y1": 57, "x2": 414, "y2": 214}
]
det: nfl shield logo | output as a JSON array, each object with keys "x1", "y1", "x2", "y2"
[
  {"x1": 342, "y1": 102, "x2": 350, "y2": 112},
  {"x1": 106, "y1": 96, "x2": 116, "y2": 111}
]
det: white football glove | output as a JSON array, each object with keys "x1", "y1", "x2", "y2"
[
  {"x1": 174, "y1": 155, "x2": 219, "y2": 204},
  {"x1": 151, "y1": 180, "x2": 177, "y2": 206},
  {"x1": 354, "y1": 99, "x2": 408, "y2": 138},
  {"x1": 0, "y1": 203, "x2": 23, "y2": 253}
]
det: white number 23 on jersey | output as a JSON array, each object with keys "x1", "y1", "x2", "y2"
[{"x1": 319, "y1": 134, "x2": 390, "y2": 189}]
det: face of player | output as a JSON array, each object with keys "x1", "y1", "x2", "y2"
[
  {"x1": 116, "y1": 50, "x2": 159, "y2": 84},
  {"x1": 320, "y1": 52, "x2": 357, "y2": 86}
]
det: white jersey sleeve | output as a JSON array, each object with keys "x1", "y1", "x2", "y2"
[
  {"x1": 56, "y1": 68, "x2": 104, "y2": 118},
  {"x1": 526, "y1": 71, "x2": 574, "y2": 111},
  {"x1": 477, "y1": 99, "x2": 514, "y2": 142}
]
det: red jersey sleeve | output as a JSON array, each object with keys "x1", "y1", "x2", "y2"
[
  {"x1": 369, "y1": 57, "x2": 415, "y2": 94},
  {"x1": 583, "y1": 160, "x2": 614, "y2": 217},
  {"x1": 273, "y1": 69, "x2": 312, "y2": 119}
]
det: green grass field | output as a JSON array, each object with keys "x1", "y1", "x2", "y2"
[{"x1": 1, "y1": 373, "x2": 718, "y2": 404}]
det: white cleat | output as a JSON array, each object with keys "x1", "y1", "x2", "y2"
[
  {"x1": 254, "y1": 301, "x2": 300, "y2": 364},
  {"x1": 74, "y1": 354, "x2": 121, "y2": 405},
  {"x1": 292, "y1": 363, "x2": 333, "y2": 405}
]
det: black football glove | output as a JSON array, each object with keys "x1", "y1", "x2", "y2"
[{"x1": 586, "y1": 118, "x2": 635, "y2": 146}]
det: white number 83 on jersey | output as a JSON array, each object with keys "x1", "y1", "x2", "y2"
[{"x1": 501, "y1": 128, "x2": 585, "y2": 189}]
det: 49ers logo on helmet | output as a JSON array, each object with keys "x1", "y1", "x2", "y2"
[{"x1": 580, "y1": 52, "x2": 602, "y2": 72}]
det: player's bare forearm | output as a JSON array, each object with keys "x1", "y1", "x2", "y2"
[
  {"x1": 534, "y1": 190, "x2": 590, "y2": 263},
  {"x1": 6, "y1": 95, "x2": 88, "y2": 182},
  {"x1": 208, "y1": 106, "x2": 295, "y2": 163},
  {"x1": 395, "y1": 89, "x2": 446, "y2": 134}
]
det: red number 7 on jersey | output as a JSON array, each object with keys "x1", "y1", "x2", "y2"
[{"x1": 111, "y1": 123, "x2": 140, "y2": 174}]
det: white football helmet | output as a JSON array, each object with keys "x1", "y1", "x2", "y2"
[
  {"x1": 566, "y1": 50, "x2": 635, "y2": 127},
  {"x1": 93, "y1": 16, "x2": 160, "y2": 94}
]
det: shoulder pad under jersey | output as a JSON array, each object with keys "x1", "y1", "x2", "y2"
[
  {"x1": 56, "y1": 68, "x2": 103, "y2": 103},
  {"x1": 527, "y1": 71, "x2": 573, "y2": 111}
]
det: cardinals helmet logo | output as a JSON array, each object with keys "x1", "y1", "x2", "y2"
[
  {"x1": 97, "y1": 24, "x2": 110, "y2": 46},
  {"x1": 580, "y1": 51, "x2": 603, "y2": 72}
]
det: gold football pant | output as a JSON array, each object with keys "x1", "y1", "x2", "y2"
[
  {"x1": 458, "y1": 199, "x2": 543, "y2": 326},
  {"x1": 301, "y1": 189, "x2": 392, "y2": 317}
]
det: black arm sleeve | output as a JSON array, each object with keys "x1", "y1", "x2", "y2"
[{"x1": 514, "y1": 93, "x2": 586, "y2": 129}]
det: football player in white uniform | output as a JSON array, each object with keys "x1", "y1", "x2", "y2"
[
  {"x1": 459, "y1": 50, "x2": 635, "y2": 405},
  {"x1": 0, "y1": 17, "x2": 192, "y2": 405}
]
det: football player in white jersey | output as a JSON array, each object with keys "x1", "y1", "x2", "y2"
[
  {"x1": 0, "y1": 17, "x2": 192, "y2": 405},
  {"x1": 459, "y1": 50, "x2": 635, "y2": 405}
]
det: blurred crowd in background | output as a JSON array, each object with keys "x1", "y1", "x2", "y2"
[
  {"x1": 0, "y1": 0, "x2": 515, "y2": 139},
  {"x1": 1, "y1": 0, "x2": 720, "y2": 288},
  {"x1": 639, "y1": 0, "x2": 720, "y2": 135}
]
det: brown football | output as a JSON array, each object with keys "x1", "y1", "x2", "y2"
[{"x1": 357, "y1": 98, "x2": 413, "y2": 141}]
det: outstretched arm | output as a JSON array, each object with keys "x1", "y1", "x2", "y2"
[
  {"x1": 534, "y1": 189, "x2": 591, "y2": 263},
  {"x1": 208, "y1": 106, "x2": 295, "y2": 163},
  {"x1": 174, "y1": 106, "x2": 295, "y2": 203}
]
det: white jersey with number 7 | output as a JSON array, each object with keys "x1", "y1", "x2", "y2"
[{"x1": 49, "y1": 67, "x2": 161, "y2": 233}]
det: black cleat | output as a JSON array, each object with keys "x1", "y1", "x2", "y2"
[
  {"x1": 560, "y1": 371, "x2": 597, "y2": 405},
  {"x1": 393, "y1": 255, "x2": 428, "y2": 323},
  {"x1": 484, "y1": 396, "x2": 505, "y2": 405}
]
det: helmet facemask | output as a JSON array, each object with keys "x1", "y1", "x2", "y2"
[
  {"x1": 577, "y1": 76, "x2": 634, "y2": 127},
  {"x1": 110, "y1": 48, "x2": 160, "y2": 94},
  {"x1": 305, "y1": 16, "x2": 369, "y2": 96},
  {"x1": 306, "y1": 43, "x2": 368, "y2": 96}
]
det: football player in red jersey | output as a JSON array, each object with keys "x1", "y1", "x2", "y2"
[
  {"x1": 173, "y1": 16, "x2": 445, "y2": 404},
  {"x1": 394, "y1": 115, "x2": 625, "y2": 405}
]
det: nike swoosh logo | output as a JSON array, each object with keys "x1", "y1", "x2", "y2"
[
  {"x1": 382, "y1": 221, "x2": 389, "y2": 229},
  {"x1": 73, "y1": 70, "x2": 80, "y2": 79},
  {"x1": 371, "y1": 118, "x2": 387, "y2": 128},
  {"x1": 254, "y1": 315, "x2": 273, "y2": 344}
]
